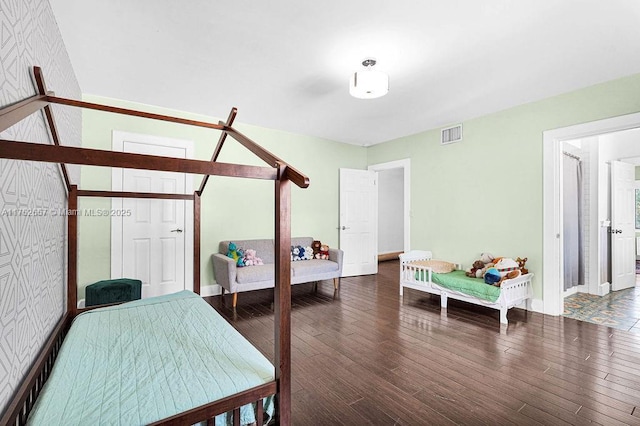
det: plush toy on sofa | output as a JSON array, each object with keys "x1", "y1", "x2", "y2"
[
  {"x1": 227, "y1": 242, "x2": 240, "y2": 262},
  {"x1": 312, "y1": 240, "x2": 322, "y2": 258},
  {"x1": 316, "y1": 244, "x2": 329, "y2": 260},
  {"x1": 291, "y1": 245, "x2": 314, "y2": 261},
  {"x1": 243, "y1": 249, "x2": 264, "y2": 266}
]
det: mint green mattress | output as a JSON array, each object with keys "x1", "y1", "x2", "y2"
[
  {"x1": 418, "y1": 270, "x2": 501, "y2": 303},
  {"x1": 28, "y1": 291, "x2": 274, "y2": 425}
]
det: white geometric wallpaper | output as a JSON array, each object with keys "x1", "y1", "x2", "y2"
[{"x1": 0, "y1": 0, "x2": 80, "y2": 414}]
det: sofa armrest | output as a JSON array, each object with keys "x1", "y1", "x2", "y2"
[
  {"x1": 212, "y1": 253, "x2": 237, "y2": 292},
  {"x1": 328, "y1": 247, "x2": 344, "y2": 277}
]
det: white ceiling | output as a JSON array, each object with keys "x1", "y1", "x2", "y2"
[{"x1": 49, "y1": 0, "x2": 640, "y2": 146}]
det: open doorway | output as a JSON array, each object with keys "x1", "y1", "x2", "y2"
[
  {"x1": 368, "y1": 159, "x2": 410, "y2": 261},
  {"x1": 546, "y1": 127, "x2": 640, "y2": 332}
]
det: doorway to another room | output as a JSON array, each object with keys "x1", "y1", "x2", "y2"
[
  {"x1": 553, "y1": 129, "x2": 640, "y2": 333},
  {"x1": 368, "y1": 159, "x2": 411, "y2": 263}
]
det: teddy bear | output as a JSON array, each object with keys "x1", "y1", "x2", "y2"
[
  {"x1": 312, "y1": 240, "x2": 322, "y2": 257},
  {"x1": 243, "y1": 249, "x2": 264, "y2": 266},
  {"x1": 466, "y1": 260, "x2": 485, "y2": 278},
  {"x1": 315, "y1": 244, "x2": 329, "y2": 260}
]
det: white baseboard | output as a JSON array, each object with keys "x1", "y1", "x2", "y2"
[
  {"x1": 529, "y1": 298, "x2": 544, "y2": 314},
  {"x1": 200, "y1": 284, "x2": 222, "y2": 297},
  {"x1": 598, "y1": 282, "x2": 610, "y2": 296}
]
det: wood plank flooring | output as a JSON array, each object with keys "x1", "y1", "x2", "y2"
[{"x1": 206, "y1": 260, "x2": 640, "y2": 425}]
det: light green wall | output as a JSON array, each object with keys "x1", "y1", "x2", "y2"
[
  {"x1": 636, "y1": 165, "x2": 640, "y2": 180},
  {"x1": 78, "y1": 95, "x2": 366, "y2": 297},
  {"x1": 367, "y1": 72, "x2": 640, "y2": 300}
]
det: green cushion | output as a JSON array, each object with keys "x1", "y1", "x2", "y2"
[{"x1": 85, "y1": 278, "x2": 142, "y2": 307}]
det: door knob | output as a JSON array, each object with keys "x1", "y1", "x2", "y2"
[
  {"x1": 337, "y1": 226, "x2": 350, "y2": 230},
  {"x1": 170, "y1": 228, "x2": 183, "y2": 233}
]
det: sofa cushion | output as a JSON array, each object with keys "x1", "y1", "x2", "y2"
[
  {"x1": 236, "y1": 264, "x2": 275, "y2": 284},
  {"x1": 291, "y1": 259, "x2": 338, "y2": 276},
  {"x1": 291, "y1": 237, "x2": 313, "y2": 248}
]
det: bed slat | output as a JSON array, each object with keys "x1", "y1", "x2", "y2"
[{"x1": 0, "y1": 314, "x2": 70, "y2": 426}]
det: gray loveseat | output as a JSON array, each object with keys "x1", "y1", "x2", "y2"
[{"x1": 212, "y1": 237, "x2": 344, "y2": 308}]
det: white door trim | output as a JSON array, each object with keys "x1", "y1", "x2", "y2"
[
  {"x1": 543, "y1": 111, "x2": 640, "y2": 316},
  {"x1": 110, "y1": 131, "x2": 195, "y2": 291},
  {"x1": 368, "y1": 158, "x2": 411, "y2": 254}
]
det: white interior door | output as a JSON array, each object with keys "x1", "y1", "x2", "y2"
[
  {"x1": 339, "y1": 168, "x2": 378, "y2": 277},
  {"x1": 611, "y1": 160, "x2": 636, "y2": 291},
  {"x1": 111, "y1": 132, "x2": 193, "y2": 298}
]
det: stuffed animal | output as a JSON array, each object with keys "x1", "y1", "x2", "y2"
[
  {"x1": 291, "y1": 246, "x2": 300, "y2": 261},
  {"x1": 466, "y1": 260, "x2": 485, "y2": 278},
  {"x1": 312, "y1": 240, "x2": 322, "y2": 257},
  {"x1": 235, "y1": 247, "x2": 245, "y2": 267},
  {"x1": 494, "y1": 257, "x2": 519, "y2": 277},
  {"x1": 291, "y1": 245, "x2": 314, "y2": 261},
  {"x1": 480, "y1": 252, "x2": 495, "y2": 265},
  {"x1": 243, "y1": 249, "x2": 264, "y2": 266},
  {"x1": 484, "y1": 267, "x2": 502, "y2": 285},
  {"x1": 516, "y1": 257, "x2": 529, "y2": 275},
  {"x1": 227, "y1": 242, "x2": 240, "y2": 263},
  {"x1": 494, "y1": 269, "x2": 521, "y2": 287},
  {"x1": 315, "y1": 244, "x2": 329, "y2": 260},
  {"x1": 303, "y1": 246, "x2": 314, "y2": 260}
]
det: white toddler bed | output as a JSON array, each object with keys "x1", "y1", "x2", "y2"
[{"x1": 399, "y1": 250, "x2": 533, "y2": 325}]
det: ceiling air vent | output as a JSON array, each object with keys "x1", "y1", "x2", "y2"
[{"x1": 441, "y1": 124, "x2": 463, "y2": 145}]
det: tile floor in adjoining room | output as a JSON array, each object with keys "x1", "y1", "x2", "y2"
[{"x1": 564, "y1": 273, "x2": 640, "y2": 333}]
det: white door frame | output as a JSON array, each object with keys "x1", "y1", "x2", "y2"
[
  {"x1": 110, "y1": 131, "x2": 194, "y2": 291},
  {"x1": 368, "y1": 159, "x2": 411, "y2": 254},
  {"x1": 543, "y1": 112, "x2": 640, "y2": 316}
]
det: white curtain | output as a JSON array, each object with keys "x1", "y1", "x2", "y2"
[{"x1": 563, "y1": 154, "x2": 583, "y2": 290}]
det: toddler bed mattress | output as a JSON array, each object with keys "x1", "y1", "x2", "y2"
[
  {"x1": 28, "y1": 290, "x2": 274, "y2": 425},
  {"x1": 416, "y1": 269, "x2": 501, "y2": 302}
]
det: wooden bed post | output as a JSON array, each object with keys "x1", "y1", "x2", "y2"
[
  {"x1": 194, "y1": 192, "x2": 201, "y2": 295},
  {"x1": 274, "y1": 164, "x2": 291, "y2": 425},
  {"x1": 68, "y1": 185, "x2": 78, "y2": 316}
]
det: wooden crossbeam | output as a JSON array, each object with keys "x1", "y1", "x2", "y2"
[
  {"x1": 77, "y1": 190, "x2": 194, "y2": 200},
  {"x1": 33, "y1": 66, "x2": 72, "y2": 191},
  {"x1": 197, "y1": 107, "x2": 237, "y2": 195},
  {"x1": 0, "y1": 139, "x2": 278, "y2": 181},
  {"x1": 0, "y1": 94, "x2": 49, "y2": 133},
  {"x1": 225, "y1": 127, "x2": 309, "y2": 189},
  {"x1": 47, "y1": 96, "x2": 226, "y2": 131}
]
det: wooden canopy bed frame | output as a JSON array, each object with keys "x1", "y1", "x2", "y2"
[{"x1": 0, "y1": 66, "x2": 307, "y2": 425}]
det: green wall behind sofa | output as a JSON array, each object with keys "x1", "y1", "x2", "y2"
[
  {"x1": 77, "y1": 95, "x2": 366, "y2": 297},
  {"x1": 367, "y1": 72, "x2": 640, "y2": 300}
]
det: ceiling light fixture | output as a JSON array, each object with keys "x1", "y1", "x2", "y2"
[{"x1": 349, "y1": 58, "x2": 389, "y2": 99}]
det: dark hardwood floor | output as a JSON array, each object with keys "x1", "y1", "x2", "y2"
[{"x1": 206, "y1": 261, "x2": 640, "y2": 425}]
